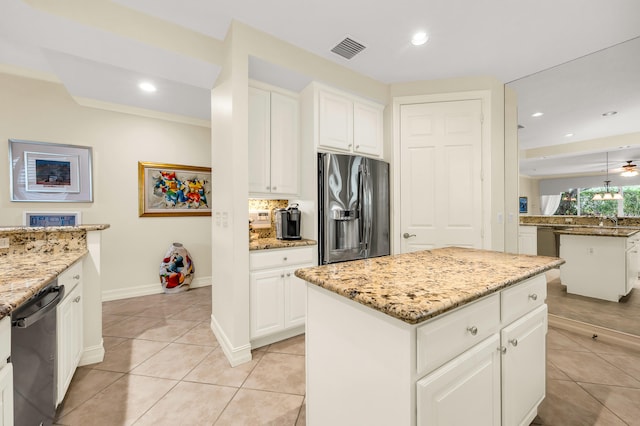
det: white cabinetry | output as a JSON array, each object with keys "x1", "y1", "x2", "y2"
[
  {"x1": 314, "y1": 84, "x2": 384, "y2": 158},
  {"x1": 0, "y1": 317, "x2": 13, "y2": 426},
  {"x1": 305, "y1": 273, "x2": 548, "y2": 426},
  {"x1": 249, "y1": 247, "x2": 314, "y2": 347},
  {"x1": 518, "y1": 225, "x2": 537, "y2": 255},
  {"x1": 56, "y1": 261, "x2": 83, "y2": 406},
  {"x1": 248, "y1": 85, "x2": 299, "y2": 196},
  {"x1": 560, "y1": 233, "x2": 639, "y2": 301}
]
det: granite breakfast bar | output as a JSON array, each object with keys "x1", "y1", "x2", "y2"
[{"x1": 295, "y1": 247, "x2": 564, "y2": 426}]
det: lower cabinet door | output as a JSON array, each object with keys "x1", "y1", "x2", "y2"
[
  {"x1": 284, "y1": 267, "x2": 308, "y2": 329},
  {"x1": 417, "y1": 334, "x2": 501, "y2": 426},
  {"x1": 250, "y1": 270, "x2": 285, "y2": 339},
  {"x1": 56, "y1": 282, "x2": 83, "y2": 405},
  {"x1": 501, "y1": 304, "x2": 547, "y2": 426},
  {"x1": 0, "y1": 363, "x2": 13, "y2": 426}
]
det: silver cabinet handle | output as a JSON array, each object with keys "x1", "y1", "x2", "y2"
[
  {"x1": 509, "y1": 339, "x2": 518, "y2": 347},
  {"x1": 467, "y1": 326, "x2": 478, "y2": 336},
  {"x1": 498, "y1": 346, "x2": 507, "y2": 354},
  {"x1": 266, "y1": 186, "x2": 270, "y2": 190},
  {"x1": 283, "y1": 257, "x2": 288, "y2": 261},
  {"x1": 73, "y1": 296, "x2": 81, "y2": 303},
  {"x1": 272, "y1": 187, "x2": 277, "y2": 190},
  {"x1": 73, "y1": 274, "x2": 80, "y2": 280},
  {"x1": 356, "y1": 145, "x2": 360, "y2": 149},
  {"x1": 403, "y1": 233, "x2": 416, "y2": 239},
  {"x1": 280, "y1": 274, "x2": 285, "y2": 278},
  {"x1": 529, "y1": 294, "x2": 538, "y2": 301},
  {"x1": 286, "y1": 273, "x2": 291, "y2": 277}
]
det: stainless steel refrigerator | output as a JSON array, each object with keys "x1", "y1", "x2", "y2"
[{"x1": 318, "y1": 152, "x2": 390, "y2": 264}]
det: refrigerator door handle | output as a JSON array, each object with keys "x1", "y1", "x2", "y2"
[{"x1": 362, "y1": 160, "x2": 373, "y2": 255}]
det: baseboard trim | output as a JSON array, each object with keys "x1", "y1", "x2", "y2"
[
  {"x1": 251, "y1": 326, "x2": 305, "y2": 350},
  {"x1": 548, "y1": 314, "x2": 640, "y2": 351},
  {"x1": 79, "y1": 341, "x2": 105, "y2": 366},
  {"x1": 210, "y1": 314, "x2": 252, "y2": 367},
  {"x1": 101, "y1": 277, "x2": 211, "y2": 301}
]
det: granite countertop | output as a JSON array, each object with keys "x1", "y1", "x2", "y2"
[
  {"x1": 0, "y1": 251, "x2": 87, "y2": 319},
  {"x1": 294, "y1": 247, "x2": 564, "y2": 325},
  {"x1": 0, "y1": 224, "x2": 110, "y2": 233},
  {"x1": 553, "y1": 227, "x2": 640, "y2": 237},
  {"x1": 250, "y1": 237, "x2": 317, "y2": 251}
]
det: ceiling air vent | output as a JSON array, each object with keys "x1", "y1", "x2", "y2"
[{"x1": 331, "y1": 37, "x2": 366, "y2": 60}]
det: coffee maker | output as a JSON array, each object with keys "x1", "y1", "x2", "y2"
[{"x1": 275, "y1": 204, "x2": 302, "y2": 240}]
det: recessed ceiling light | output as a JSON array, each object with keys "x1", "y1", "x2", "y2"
[
  {"x1": 138, "y1": 82, "x2": 157, "y2": 93},
  {"x1": 564, "y1": 133, "x2": 574, "y2": 138},
  {"x1": 531, "y1": 112, "x2": 544, "y2": 118},
  {"x1": 411, "y1": 32, "x2": 429, "y2": 46},
  {"x1": 602, "y1": 111, "x2": 617, "y2": 117}
]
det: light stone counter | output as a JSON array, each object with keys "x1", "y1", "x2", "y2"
[
  {"x1": 295, "y1": 246, "x2": 564, "y2": 324},
  {"x1": 249, "y1": 237, "x2": 317, "y2": 251},
  {"x1": 0, "y1": 225, "x2": 109, "y2": 319},
  {"x1": 554, "y1": 227, "x2": 640, "y2": 237}
]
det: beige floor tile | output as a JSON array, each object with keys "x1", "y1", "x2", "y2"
[
  {"x1": 133, "y1": 302, "x2": 192, "y2": 319},
  {"x1": 174, "y1": 321, "x2": 220, "y2": 347},
  {"x1": 268, "y1": 334, "x2": 305, "y2": 356},
  {"x1": 56, "y1": 368, "x2": 124, "y2": 419},
  {"x1": 102, "y1": 313, "x2": 129, "y2": 329},
  {"x1": 131, "y1": 342, "x2": 213, "y2": 380},
  {"x1": 93, "y1": 339, "x2": 168, "y2": 373},
  {"x1": 547, "y1": 349, "x2": 640, "y2": 388},
  {"x1": 243, "y1": 352, "x2": 305, "y2": 395},
  {"x1": 296, "y1": 399, "x2": 306, "y2": 426},
  {"x1": 536, "y1": 379, "x2": 626, "y2": 426},
  {"x1": 168, "y1": 304, "x2": 211, "y2": 321},
  {"x1": 546, "y1": 328, "x2": 590, "y2": 351},
  {"x1": 102, "y1": 336, "x2": 128, "y2": 352},
  {"x1": 133, "y1": 381, "x2": 237, "y2": 426},
  {"x1": 135, "y1": 319, "x2": 200, "y2": 342},
  {"x1": 598, "y1": 352, "x2": 640, "y2": 382},
  {"x1": 214, "y1": 388, "x2": 304, "y2": 426},
  {"x1": 579, "y1": 382, "x2": 640, "y2": 425},
  {"x1": 102, "y1": 300, "x2": 149, "y2": 317},
  {"x1": 554, "y1": 329, "x2": 640, "y2": 357},
  {"x1": 57, "y1": 375, "x2": 177, "y2": 426},
  {"x1": 184, "y1": 348, "x2": 262, "y2": 387},
  {"x1": 103, "y1": 316, "x2": 164, "y2": 339},
  {"x1": 546, "y1": 359, "x2": 571, "y2": 381}
]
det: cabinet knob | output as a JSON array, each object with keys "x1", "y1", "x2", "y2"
[
  {"x1": 281, "y1": 274, "x2": 285, "y2": 278},
  {"x1": 466, "y1": 326, "x2": 478, "y2": 336},
  {"x1": 266, "y1": 186, "x2": 270, "y2": 190},
  {"x1": 272, "y1": 186, "x2": 277, "y2": 190},
  {"x1": 287, "y1": 273, "x2": 291, "y2": 277},
  {"x1": 283, "y1": 257, "x2": 288, "y2": 261},
  {"x1": 528, "y1": 294, "x2": 538, "y2": 301},
  {"x1": 498, "y1": 346, "x2": 507, "y2": 354},
  {"x1": 73, "y1": 296, "x2": 81, "y2": 303},
  {"x1": 509, "y1": 338, "x2": 518, "y2": 347},
  {"x1": 73, "y1": 274, "x2": 80, "y2": 280},
  {"x1": 356, "y1": 145, "x2": 360, "y2": 149},
  {"x1": 348, "y1": 144, "x2": 352, "y2": 148}
]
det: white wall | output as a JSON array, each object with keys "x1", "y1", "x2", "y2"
[
  {"x1": 0, "y1": 73, "x2": 212, "y2": 300},
  {"x1": 519, "y1": 176, "x2": 541, "y2": 215}
]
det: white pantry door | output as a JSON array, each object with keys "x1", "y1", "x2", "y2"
[{"x1": 400, "y1": 99, "x2": 483, "y2": 253}]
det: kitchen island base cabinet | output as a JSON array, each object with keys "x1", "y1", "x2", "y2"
[
  {"x1": 0, "y1": 317, "x2": 12, "y2": 426},
  {"x1": 305, "y1": 274, "x2": 548, "y2": 426}
]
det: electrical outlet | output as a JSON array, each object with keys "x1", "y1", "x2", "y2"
[
  {"x1": 587, "y1": 247, "x2": 594, "y2": 255},
  {"x1": 565, "y1": 218, "x2": 573, "y2": 223},
  {"x1": 0, "y1": 237, "x2": 9, "y2": 249}
]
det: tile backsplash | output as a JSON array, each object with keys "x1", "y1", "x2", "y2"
[{"x1": 249, "y1": 199, "x2": 288, "y2": 238}]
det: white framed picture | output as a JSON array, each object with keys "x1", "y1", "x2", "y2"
[{"x1": 23, "y1": 211, "x2": 82, "y2": 227}]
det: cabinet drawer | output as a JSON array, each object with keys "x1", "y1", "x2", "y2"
[
  {"x1": 58, "y1": 261, "x2": 82, "y2": 292},
  {"x1": 250, "y1": 247, "x2": 315, "y2": 270},
  {"x1": 416, "y1": 293, "x2": 500, "y2": 376},
  {"x1": 501, "y1": 274, "x2": 546, "y2": 325}
]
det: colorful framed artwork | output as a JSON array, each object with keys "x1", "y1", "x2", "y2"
[
  {"x1": 23, "y1": 211, "x2": 82, "y2": 227},
  {"x1": 138, "y1": 161, "x2": 212, "y2": 217},
  {"x1": 9, "y1": 139, "x2": 93, "y2": 202},
  {"x1": 519, "y1": 196, "x2": 528, "y2": 213}
]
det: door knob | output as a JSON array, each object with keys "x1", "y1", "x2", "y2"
[{"x1": 403, "y1": 233, "x2": 416, "y2": 239}]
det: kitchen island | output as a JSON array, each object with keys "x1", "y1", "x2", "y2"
[
  {"x1": 295, "y1": 247, "x2": 564, "y2": 426},
  {"x1": 556, "y1": 227, "x2": 640, "y2": 301}
]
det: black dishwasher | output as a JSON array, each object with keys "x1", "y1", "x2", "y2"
[{"x1": 11, "y1": 280, "x2": 65, "y2": 426}]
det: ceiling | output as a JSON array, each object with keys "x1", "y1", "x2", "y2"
[{"x1": 1, "y1": 0, "x2": 640, "y2": 177}]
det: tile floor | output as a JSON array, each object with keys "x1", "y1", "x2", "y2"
[{"x1": 54, "y1": 285, "x2": 640, "y2": 425}]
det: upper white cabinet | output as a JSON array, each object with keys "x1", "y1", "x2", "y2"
[
  {"x1": 248, "y1": 85, "x2": 300, "y2": 196},
  {"x1": 311, "y1": 84, "x2": 384, "y2": 158}
]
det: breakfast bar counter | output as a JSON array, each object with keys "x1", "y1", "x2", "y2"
[{"x1": 295, "y1": 247, "x2": 564, "y2": 426}]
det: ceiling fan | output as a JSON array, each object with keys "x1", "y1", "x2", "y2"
[{"x1": 621, "y1": 160, "x2": 639, "y2": 177}]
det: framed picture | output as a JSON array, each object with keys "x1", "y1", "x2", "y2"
[
  {"x1": 23, "y1": 211, "x2": 82, "y2": 227},
  {"x1": 519, "y1": 196, "x2": 528, "y2": 213},
  {"x1": 9, "y1": 139, "x2": 93, "y2": 202},
  {"x1": 138, "y1": 162, "x2": 212, "y2": 217}
]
